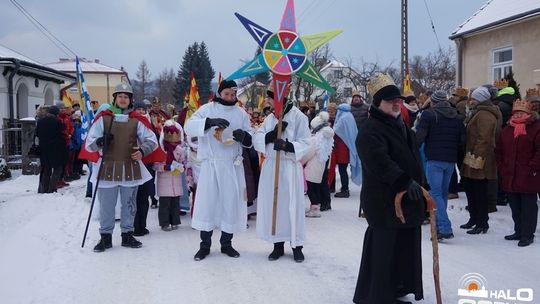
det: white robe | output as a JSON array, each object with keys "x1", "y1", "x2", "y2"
[
  {"x1": 254, "y1": 107, "x2": 311, "y2": 247},
  {"x1": 184, "y1": 102, "x2": 251, "y2": 233}
]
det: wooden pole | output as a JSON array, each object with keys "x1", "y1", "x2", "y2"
[{"x1": 271, "y1": 106, "x2": 285, "y2": 235}]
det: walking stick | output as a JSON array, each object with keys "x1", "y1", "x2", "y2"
[
  {"x1": 271, "y1": 106, "x2": 286, "y2": 235},
  {"x1": 81, "y1": 116, "x2": 115, "y2": 248},
  {"x1": 394, "y1": 188, "x2": 442, "y2": 304}
]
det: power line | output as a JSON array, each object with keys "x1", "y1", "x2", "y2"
[
  {"x1": 10, "y1": 0, "x2": 78, "y2": 57},
  {"x1": 297, "y1": 0, "x2": 320, "y2": 26},
  {"x1": 422, "y1": 0, "x2": 442, "y2": 50}
]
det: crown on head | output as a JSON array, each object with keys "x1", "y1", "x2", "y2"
[
  {"x1": 512, "y1": 99, "x2": 533, "y2": 113},
  {"x1": 526, "y1": 88, "x2": 540, "y2": 97},
  {"x1": 453, "y1": 87, "x2": 470, "y2": 97},
  {"x1": 494, "y1": 79, "x2": 509, "y2": 89},
  {"x1": 367, "y1": 73, "x2": 395, "y2": 96}
]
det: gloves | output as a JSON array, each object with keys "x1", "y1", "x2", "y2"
[
  {"x1": 205, "y1": 118, "x2": 230, "y2": 130},
  {"x1": 407, "y1": 180, "x2": 423, "y2": 201},
  {"x1": 273, "y1": 138, "x2": 295, "y2": 153},
  {"x1": 96, "y1": 133, "x2": 114, "y2": 148},
  {"x1": 233, "y1": 129, "x2": 252, "y2": 146},
  {"x1": 265, "y1": 121, "x2": 288, "y2": 144}
]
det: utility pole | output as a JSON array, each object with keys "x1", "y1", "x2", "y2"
[{"x1": 401, "y1": 0, "x2": 409, "y2": 90}]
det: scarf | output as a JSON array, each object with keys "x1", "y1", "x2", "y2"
[{"x1": 508, "y1": 114, "x2": 531, "y2": 138}]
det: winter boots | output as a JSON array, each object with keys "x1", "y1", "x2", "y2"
[
  {"x1": 292, "y1": 246, "x2": 304, "y2": 263},
  {"x1": 121, "y1": 232, "x2": 143, "y2": 248},
  {"x1": 305, "y1": 205, "x2": 321, "y2": 218},
  {"x1": 221, "y1": 246, "x2": 240, "y2": 258},
  {"x1": 334, "y1": 190, "x2": 350, "y2": 198},
  {"x1": 194, "y1": 248, "x2": 211, "y2": 261},
  {"x1": 268, "y1": 242, "x2": 285, "y2": 261},
  {"x1": 93, "y1": 233, "x2": 112, "y2": 252}
]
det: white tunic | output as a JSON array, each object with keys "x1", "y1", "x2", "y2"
[
  {"x1": 184, "y1": 102, "x2": 251, "y2": 233},
  {"x1": 253, "y1": 107, "x2": 311, "y2": 247}
]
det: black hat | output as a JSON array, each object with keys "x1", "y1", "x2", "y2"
[
  {"x1": 133, "y1": 101, "x2": 146, "y2": 110},
  {"x1": 48, "y1": 105, "x2": 60, "y2": 116},
  {"x1": 372, "y1": 85, "x2": 404, "y2": 107},
  {"x1": 218, "y1": 80, "x2": 237, "y2": 95}
]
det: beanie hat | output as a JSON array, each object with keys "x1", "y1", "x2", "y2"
[
  {"x1": 133, "y1": 101, "x2": 146, "y2": 110},
  {"x1": 430, "y1": 90, "x2": 448, "y2": 104},
  {"x1": 471, "y1": 87, "x2": 492, "y2": 102},
  {"x1": 55, "y1": 102, "x2": 65, "y2": 109},
  {"x1": 48, "y1": 105, "x2": 60, "y2": 116},
  {"x1": 218, "y1": 80, "x2": 237, "y2": 95}
]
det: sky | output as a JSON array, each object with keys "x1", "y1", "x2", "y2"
[{"x1": 0, "y1": 0, "x2": 487, "y2": 81}]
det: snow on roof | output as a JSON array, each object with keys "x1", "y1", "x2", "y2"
[
  {"x1": 44, "y1": 58, "x2": 125, "y2": 74},
  {"x1": 450, "y1": 0, "x2": 540, "y2": 39},
  {"x1": 0, "y1": 44, "x2": 41, "y2": 65}
]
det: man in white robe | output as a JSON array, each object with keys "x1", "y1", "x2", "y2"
[
  {"x1": 184, "y1": 80, "x2": 252, "y2": 261},
  {"x1": 254, "y1": 89, "x2": 311, "y2": 262}
]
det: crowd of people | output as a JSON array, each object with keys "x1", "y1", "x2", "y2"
[{"x1": 31, "y1": 73, "x2": 540, "y2": 304}]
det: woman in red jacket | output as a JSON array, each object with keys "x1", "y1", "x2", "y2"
[{"x1": 495, "y1": 98, "x2": 540, "y2": 247}]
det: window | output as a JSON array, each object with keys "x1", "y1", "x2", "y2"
[
  {"x1": 492, "y1": 47, "x2": 512, "y2": 81},
  {"x1": 343, "y1": 87, "x2": 352, "y2": 98},
  {"x1": 334, "y1": 69, "x2": 343, "y2": 78}
]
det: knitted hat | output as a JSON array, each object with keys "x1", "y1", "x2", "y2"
[
  {"x1": 471, "y1": 87, "x2": 491, "y2": 102},
  {"x1": 55, "y1": 102, "x2": 65, "y2": 109},
  {"x1": 218, "y1": 80, "x2": 237, "y2": 95},
  {"x1": 133, "y1": 101, "x2": 146, "y2": 110},
  {"x1": 48, "y1": 105, "x2": 60, "y2": 116},
  {"x1": 430, "y1": 90, "x2": 448, "y2": 104}
]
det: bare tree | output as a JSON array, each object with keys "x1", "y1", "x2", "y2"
[
  {"x1": 157, "y1": 68, "x2": 176, "y2": 105},
  {"x1": 135, "y1": 60, "x2": 152, "y2": 100},
  {"x1": 409, "y1": 46, "x2": 456, "y2": 94},
  {"x1": 292, "y1": 44, "x2": 333, "y2": 103}
]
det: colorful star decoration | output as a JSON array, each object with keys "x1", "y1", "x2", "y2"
[{"x1": 226, "y1": 0, "x2": 343, "y2": 114}]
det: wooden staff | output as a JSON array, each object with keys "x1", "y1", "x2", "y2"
[
  {"x1": 271, "y1": 105, "x2": 286, "y2": 235},
  {"x1": 394, "y1": 188, "x2": 442, "y2": 304}
]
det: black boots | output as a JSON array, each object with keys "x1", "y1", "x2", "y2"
[
  {"x1": 460, "y1": 219, "x2": 476, "y2": 229},
  {"x1": 334, "y1": 190, "x2": 350, "y2": 198},
  {"x1": 93, "y1": 233, "x2": 112, "y2": 252},
  {"x1": 221, "y1": 246, "x2": 240, "y2": 258},
  {"x1": 121, "y1": 232, "x2": 143, "y2": 248},
  {"x1": 268, "y1": 242, "x2": 285, "y2": 261},
  {"x1": 194, "y1": 248, "x2": 210, "y2": 261},
  {"x1": 504, "y1": 233, "x2": 520, "y2": 240},
  {"x1": 518, "y1": 237, "x2": 534, "y2": 247},
  {"x1": 466, "y1": 227, "x2": 489, "y2": 235},
  {"x1": 292, "y1": 246, "x2": 304, "y2": 263}
]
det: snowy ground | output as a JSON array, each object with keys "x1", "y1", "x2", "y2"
[{"x1": 0, "y1": 172, "x2": 539, "y2": 304}]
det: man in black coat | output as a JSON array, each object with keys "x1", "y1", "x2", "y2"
[
  {"x1": 354, "y1": 74, "x2": 426, "y2": 304},
  {"x1": 36, "y1": 105, "x2": 67, "y2": 193}
]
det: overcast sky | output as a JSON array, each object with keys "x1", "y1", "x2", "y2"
[{"x1": 0, "y1": 0, "x2": 486, "y2": 81}]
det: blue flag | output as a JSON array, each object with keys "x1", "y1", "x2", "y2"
[{"x1": 76, "y1": 57, "x2": 94, "y2": 140}]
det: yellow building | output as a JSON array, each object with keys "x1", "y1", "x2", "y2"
[
  {"x1": 45, "y1": 58, "x2": 129, "y2": 105},
  {"x1": 450, "y1": 0, "x2": 540, "y2": 90}
]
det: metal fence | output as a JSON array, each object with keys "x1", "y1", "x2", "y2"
[{"x1": 0, "y1": 119, "x2": 23, "y2": 170}]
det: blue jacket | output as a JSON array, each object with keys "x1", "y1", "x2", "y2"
[{"x1": 415, "y1": 101, "x2": 465, "y2": 163}]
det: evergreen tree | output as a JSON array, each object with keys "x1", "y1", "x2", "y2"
[
  {"x1": 505, "y1": 71, "x2": 521, "y2": 100},
  {"x1": 174, "y1": 41, "x2": 215, "y2": 107}
]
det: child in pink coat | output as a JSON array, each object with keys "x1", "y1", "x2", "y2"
[{"x1": 154, "y1": 120, "x2": 186, "y2": 231}]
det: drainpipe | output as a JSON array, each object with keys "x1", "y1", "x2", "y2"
[
  {"x1": 7, "y1": 59, "x2": 21, "y2": 122},
  {"x1": 455, "y1": 38, "x2": 464, "y2": 87}
]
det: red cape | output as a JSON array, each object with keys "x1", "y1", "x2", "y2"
[{"x1": 78, "y1": 110, "x2": 166, "y2": 164}]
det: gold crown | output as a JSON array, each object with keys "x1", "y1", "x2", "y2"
[
  {"x1": 494, "y1": 79, "x2": 509, "y2": 89},
  {"x1": 164, "y1": 131, "x2": 181, "y2": 143},
  {"x1": 152, "y1": 97, "x2": 161, "y2": 106},
  {"x1": 513, "y1": 99, "x2": 533, "y2": 113},
  {"x1": 526, "y1": 88, "x2": 540, "y2": 97},
  {"x1": 367, "y1": 73, "x2": 395, "y2": 96},
  {"x1": 453, "y1": 87, "x2": 470, "y2": 97}
]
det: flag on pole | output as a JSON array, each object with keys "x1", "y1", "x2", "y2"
[
  {"x1": 186, "y1": 72, "x2": 200, "y2": 121},
  {"x1": 61, "y1": 90, "x2": 73, "y2": 107},
  {"x1": 217, "y1": 72, "x2": 223, "y2": 87},
  {"x1": 403, "y1": 70, "x2": 412, "y2": 95},
  {"x1": 76, "y1": 56, "x2": 94, "y2": 140},
  {"x1": 321, "y1": 91, "x2": 329, "y2": 111},
  {"x1": 257, "y1": 94, "x2": 264, "y2": 110}
]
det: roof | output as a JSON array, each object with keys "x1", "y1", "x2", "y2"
[
  {"x1": 0, "y1": 44, "x2": 41, "y2": 65},
  {"x1": 0, "y1": 44, "x2": 75, "y2": 82},
  {"x1": 450, "y1": 0, "x2": 540, "y2": 39},
  {"x1": 44, "y1": 58, "x2": 126, "y2": 74}
]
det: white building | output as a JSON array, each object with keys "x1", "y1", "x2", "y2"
[
  {"x1": 0, "y1": 44, "x2": 75, "y2": 123},
  {"x1": 310, "y1": 60, "x2": 365, "y2": 104}
]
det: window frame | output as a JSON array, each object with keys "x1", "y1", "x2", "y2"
[{"x1": 492, "y1": 46, "x2": 512, "y2": 82}]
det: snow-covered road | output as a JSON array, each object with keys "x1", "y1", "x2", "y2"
[{"x1": 0, "y1": 174, "x2": 538, "y2": 304}]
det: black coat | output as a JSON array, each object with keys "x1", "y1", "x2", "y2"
[
  {"x1": 356, "y1": 106, "x2": 427, "y2": 228},
  {"x1": 36, "y1": 114, "x2": 68, "y2": 167},
  {"x1": 494, "y1": 94, "x2": 514, "y2": 126}
]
